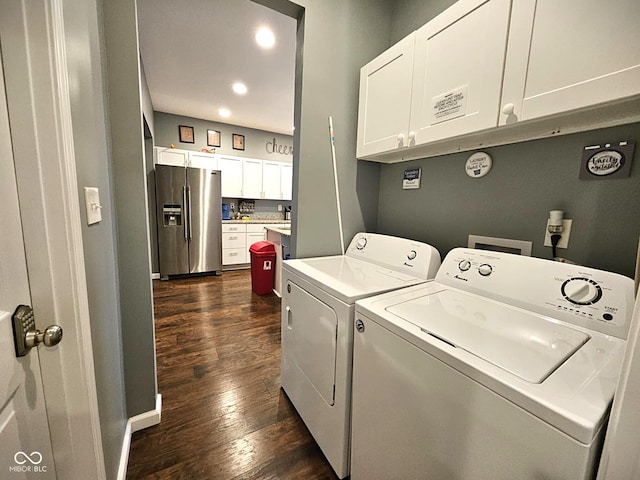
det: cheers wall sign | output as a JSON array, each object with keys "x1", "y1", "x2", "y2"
[{"x1": 266, "y1": 137, "x2": 294, "y2": 156}]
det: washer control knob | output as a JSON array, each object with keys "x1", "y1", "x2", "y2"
[
  {"x1": 407, "y1": 250, "x2": 417, "y2": 261},
  {"x1": 561, "y1": 278, "x2": 603, "y2": 305},
  {"x1": 355, "y1": 237, "x2": 367, "y2": 250},
  {"x1": 458, "y1": 260, "x2": 472, "y2": 272},
  {"x1": 478, "y1": 264, "x2": 493, "y2": 277}
]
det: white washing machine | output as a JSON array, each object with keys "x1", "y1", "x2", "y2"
[
  {"x1": 351, "y1": 248, "x2": 635, "y2": 480},
  {"x1": 280, "y1": 233, "x2": 441, "y2": 478}
]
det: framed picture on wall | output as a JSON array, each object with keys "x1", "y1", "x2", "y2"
[
  {"x1": 232, "y1": 133, "x2": 245, "y2": 151},
  {"x1": 179, "y1": 125, "x2": 195, "y2": 143},
  {"x1": 207, "y1": 129, "x2": 221, "y2": 147}
]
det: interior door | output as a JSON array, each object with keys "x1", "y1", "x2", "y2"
[{"x1": 0, "y1": 49, "x2": 56, "y2": 478}]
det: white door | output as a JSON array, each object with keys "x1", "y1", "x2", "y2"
[
  {"x1": 0, "y1": 52, "x2": 56, "y2": 478},
  {"x1": 280, "y1": 163, "x2": 293, "y2": 201},
  {"x1": 502, "y1": 0, "x2": 640, "y2": 123},
  {"x1": 242, "y1": 159, "x2": 263, "y2": 199},
  {"x1": 188, "y1": 151, "x2": 218, "y2": 169},
  {"x1": 410, "y1": 0, "x2": 511, "y2": 144},
  {"x1": 262, "y1": 161, "x2": 282, "y2": 200},
  {"x1": 356, "y1": 32, "x2": 416, "y2": 158},
  {"x1": 154, "y1": 146, "x2": 188, "y2": 167},
  {"x1": 218, "y1": 156, "x2": 244, "y2": 197}
]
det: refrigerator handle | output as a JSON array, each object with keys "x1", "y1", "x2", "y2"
[
  {"x1": 187, "y1": 186, "x2": 193, "y2": 239},
  {"x1": 183, "y1": 186, "x2": 188, "y2": 240}
]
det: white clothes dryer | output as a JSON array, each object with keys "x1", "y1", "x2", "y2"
[
  {"x1": 280, "y1": 233, "x2": 441, "y2": 478},
  {"x1": 351, "y1": 248, "x2": 635, "y2": 480}
]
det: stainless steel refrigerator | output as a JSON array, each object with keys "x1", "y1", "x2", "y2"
[{"x1": 156, "y1": 165, "x2": 222, "y2": 278}]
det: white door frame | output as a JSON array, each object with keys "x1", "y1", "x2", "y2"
[{"x1": 0, "y1": 1, "x2": 105, "y2": 478}]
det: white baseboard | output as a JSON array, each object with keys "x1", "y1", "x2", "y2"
[
  {"x1": 151, "y1": 272, "x2": 160, "y2": 280},
  {"x1": 117, "y1": 394, "x2": 162, "y2": 480}
]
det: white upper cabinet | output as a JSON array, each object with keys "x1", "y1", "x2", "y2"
[
  {"x1": 410, "y1": 0, "x2": 511, "y2": 144},
  {"x1": 357, "y1": 0, "x2": 640, "y2": 161},
  {"x1": 242, "y1": 158, "x2": 263, "y2": 199},
  {"x1": 280, "y1": 163, "x2": 293, "y2": 201},
  {"x1": 500, "y1": 0, "x2": 640, "y2": 125},
  {"x1": 357, "y1": 32, "x2": 416, "y2": 158},
  {"x1": 188, "y1": 151, "x2": 218, "y2": 169},
  {"x1": 218, "y1": 155, "x2": 243, "y2": 197},
  {"x1": 155, "y1": 147, "x2": 188, "y2": 167},
  {"x1": 262, "y1": 161, "x2": 282, "y2": 200}
]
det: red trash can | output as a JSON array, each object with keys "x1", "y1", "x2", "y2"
[{"x1": 249, "y1": 241, "x2": 276, "y2": 295}]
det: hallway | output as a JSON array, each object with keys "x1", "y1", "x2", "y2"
[{"x1": 126, "y1": 271, "x2": 338, "y2": 479}]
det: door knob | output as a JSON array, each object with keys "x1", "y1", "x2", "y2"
[{"x1": 11, "y1": 305, "x2": 63, "y2": 357}]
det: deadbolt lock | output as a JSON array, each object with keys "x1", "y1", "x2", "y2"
[{"x1": 12, "y1": 305, "x2": 63, "y2": 357}]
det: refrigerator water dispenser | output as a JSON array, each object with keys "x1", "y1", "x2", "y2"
[{"x1": 163, "y1": 205, "x2": 182, "y2": 226}]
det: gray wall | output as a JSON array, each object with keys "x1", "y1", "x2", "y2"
[
  {"x1": 372, "y1": 0, "x2": 640, "y2": 278},
  {"x1": 389, "y1": 0, "x2": 457, "y2": 43},
  {"x1": 61, "y1": 1, "x2": 127, "y2": 478},
  {"x1": 377, "y1": 122, "x2": 640, "y2": 278},
  {"x1": 103, "y1": 0, "x2": 158, "y2": 417},
  {"x1": 154, "y1": 111, "x2": 294, "y2": 163},
  {"x1": 256, "y1": 0, "x2": 391, "y2": 258}
]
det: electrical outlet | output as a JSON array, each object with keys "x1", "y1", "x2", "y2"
[
  {"x1": 544, "y1": 219, "x2": 572, "y2": 248},
  {"x1": 277, "y1": 204, "x2": 283, "y2": 211}
]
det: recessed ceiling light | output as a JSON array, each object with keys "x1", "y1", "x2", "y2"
[
  {"x1": 255, "y1": 27, "x2": 275, "y2": 49},
  {"x1": 232, "y1": 82, "x2": 248, "y2": 95},
  {"x1": 218, "y1": 108, "x2": 231, "y2": 118}
]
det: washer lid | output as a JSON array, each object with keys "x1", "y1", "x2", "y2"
[
  {"x1": 284, "y1": 256, "x2": 424, "y2": 304},
  {"x1": 386, "y1": 289, "x2": 590, "y2": 383}
]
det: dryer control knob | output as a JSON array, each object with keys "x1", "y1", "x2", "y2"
[
  {"x1": 458, "y1": 260, "x2": 472, "y2": 271},
  {"x1": 478, "y1": 264, "x2": 493, "y2": 276},
  {"x1": 562, "y1": 278, "x2": 602, "y2": 305},
  {"x1": 356, "y1": 237, "x2": 367, "y2": 250},
  {"x1": 407, "y1": 250, "x2": 417, "y2": 261}
]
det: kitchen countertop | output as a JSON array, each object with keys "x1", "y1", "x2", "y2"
[
  {"x1": 265, "y1": 226, "x2": 292, "y2": 236},
  {"x1": 222, "y1": 219, "x2": 291, "y2": 224}
]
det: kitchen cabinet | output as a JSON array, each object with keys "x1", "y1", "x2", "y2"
[
  {"x1": 222, "y1": 223, "x2": 247, "y2": 265},
  {"x1": 500, "y1": 0, "x2": 640, "y2": 125},
  {"x1": 262, "y1": 161, "x2": 282, "y2": 200},
  {"x1": 242, "y1": 159, "x2": 263, "y2": 199},
  {"x1": 356, "y1": 32, "x2": 415, "y2": 158},
  {"x1": 222, "y1": 223, "x2": 290, "y2": 267},
  {"x1": 357, "y1": 0, "x2": 640, "y2": 162},
  {"x1": 155, "y1": 147, "x2": 189, "y2": 167},
  {"x1": 218, "y1": 155, "x2": 243, "y2": 198},
  {"x1": 246, "y1": 224, "x2": 268, "y2": 248},
  {"x1": 188, "y1": 151, "x2": 217, "y2": 169},
  {"x1": 410, "y1": 0, "x2": 511, "y2": 144},
  {"x1": 280, "y1": 164, "x2": 293, "y2": 201}
]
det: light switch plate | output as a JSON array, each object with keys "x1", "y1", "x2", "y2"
[{"x1": 84, "y1": 187, "x2": 102, "y2": 225}]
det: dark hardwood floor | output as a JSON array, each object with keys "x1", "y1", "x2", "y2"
[{"x1": 126, "y1": 270, "x2": 339, "y2": 480}]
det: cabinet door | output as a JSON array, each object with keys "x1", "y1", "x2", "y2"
[
  {"x1": 501, "y1": 0, "x2": 640, "y2": 124},
  {"x1": 188, "y1": 151, "x2": 218, "y2": 169},
  {"x1": 410, "y1": 0, "x2": 511, "y2": 144},
  {"x1": 280, "y1": 163, "x2": 293, "y2": 201},
  {"x1": 262, "y1": 161, "x2": 282, "y2": 199},
  {"x1": 247, "y1": 231, "x2": 266, "y2": 248},
  {"x1": 356, "y1": 32, "x2": 416, "y2": 159},
  {"x1": 218, "y1": 155, "x2": 243, "y2": 197},
  {"x1": 242, "y1": 159, "x2": 263, "y2": 199},
  {"x1": 155, "y1": 147, "x2": 188, "y2": 167}
]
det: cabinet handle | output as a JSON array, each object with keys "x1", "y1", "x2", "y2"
[
  {"x1": 396, "y1": 133, "x2": 405, "y2": 146},
  {"x1": 502, "y1": 103, "x2": 515, "y2": 115},
  {"x1": 408, "y1": 131, "x2": 416, "y2": 143}
]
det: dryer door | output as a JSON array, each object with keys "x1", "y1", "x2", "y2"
[{"x1": 284, "y1": 281, "x2": 338, "y2": 406}]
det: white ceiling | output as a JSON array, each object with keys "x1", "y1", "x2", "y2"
[{"x1": 137, "y1": 0, "x2": 297, "y2": 135}]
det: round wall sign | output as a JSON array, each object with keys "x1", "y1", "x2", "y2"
[
  {"x1": 586, "y1": 150, "x2": 624, "y2": 176},
  {"x1": 465, "y1": 152, "x2": 492, "y2": 178}
]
